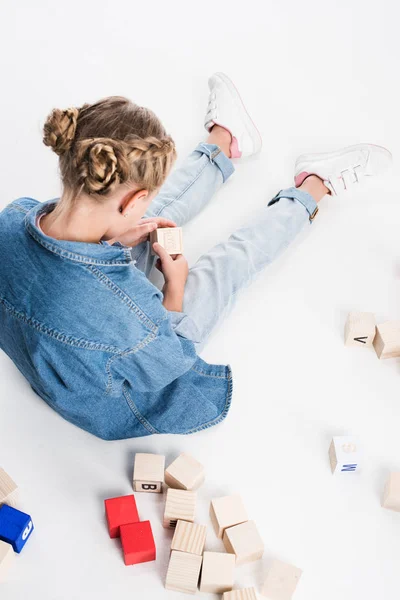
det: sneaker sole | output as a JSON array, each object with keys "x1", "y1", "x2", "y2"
[
  {"x1": 295, "y1": 143, "x2": 392, "y2": 175},
  {"x1": 212, "y1": 71, "x2": 263, "y2": 156}
]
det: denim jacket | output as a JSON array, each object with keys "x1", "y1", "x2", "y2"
[{"x1": 0, "y1": 198, "x2": 232, "y2": 440}]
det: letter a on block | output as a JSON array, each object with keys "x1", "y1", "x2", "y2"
[{"x1": 344, "y1": 312, "x2": 376, "y2": 348}]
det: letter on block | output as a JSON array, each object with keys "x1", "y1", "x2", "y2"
[
  {"x1": 133, "y1": 453, "x2": 165, "y2": 493},
  {"x1": 165, "y1": 550, "x2": 202, "y2": 594},
  {"x1": 120, "y1": 520, "x2": 156, "y2": 565},
  {"x1": 262, "y1": 559, "x2": 303, "y2": 600},
  {"x1": 329, "y1": 436, "x2": 360, "y2": 474},
  {"x1": 0, "y1": 505, "x2": 34, "y2": 554},
  {"x1": 0, "y1": 540, "x2": 15, "y2": 583},
  {"x1": 0, "y1": 468, "x2": 18, "y2": 508},
  {"x1": 171, "y1": 520, "x2": 207, "y2": 555},
  {"x1": 373, "y1": 321, "x2": 400, "y2": 359},
  {"x1": 344, "y1": 312, "x2": 376, "y2": 347},
  {"x1": 210, "y1": 495, "x2": 248, "y2": 539},
  {"x1": 104, "y1": 494, "x2": 139, "y2": 538},
  {"x1": 223, "y1": 520, "x2": 264, "y2": 565},
  {"x1": 382, "y1": 472, "x2": 400, "y2": 512},
  {"x1": 150, "y1": 227, "x2": 183, "y2": 255},
  {"x1": 223, "y1": 588, "x2": 258, "y2": 600},
  {"x1": 165, "y1": 453, "x2": 205, "y2": 490},
  {"x1": 163, "y1": 488, "x2": 196, "y2": 529},
  {"x1": 199, "y1": 551, "x2": 236, "y2": 594}
]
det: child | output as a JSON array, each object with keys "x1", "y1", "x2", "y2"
[{"x1": 0, "y1": 73, "x2": 391, "y2": 439}]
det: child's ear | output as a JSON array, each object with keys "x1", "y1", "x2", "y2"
[{"x1": 120, "y1": 189, "x2": 148, "y2": 215}]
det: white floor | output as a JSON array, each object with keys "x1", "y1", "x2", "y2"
[{"x1": 1, "y1": 0, "x2": 400, "y2": 598}]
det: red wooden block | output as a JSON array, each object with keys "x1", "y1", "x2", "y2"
[
  {"x1": 120, "y1": 520, "x2": 156, "y2": 566},
  {"x1": 104, "y1": 495, "x2": 139, "y2": 539}
]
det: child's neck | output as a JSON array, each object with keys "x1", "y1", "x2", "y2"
[{"x1": 40, "y1": 205, "x2": 107, "y2": 244}]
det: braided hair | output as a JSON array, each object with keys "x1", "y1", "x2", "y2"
[{"x1": 43, "y1": 97, "x2": 176, "y2": 200}]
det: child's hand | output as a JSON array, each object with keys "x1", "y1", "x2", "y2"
[
  {"x1": 108, "y1": 217, "x2": 177, "y2": 248},
  {"x1": 153, "y1": 243, "x2": 188, "y2": 287}
]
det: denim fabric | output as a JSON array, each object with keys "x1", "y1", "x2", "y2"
[
  {"x1": 0, "y1": 143, "x2": 316, "y2": 440},
  {"x1": 268, "y1": 187, "x2": 319, "y2": 222}
]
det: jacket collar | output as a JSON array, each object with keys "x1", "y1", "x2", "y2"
[{"x1": 25, "y1": 199, "x2": 133, "y2": 266}]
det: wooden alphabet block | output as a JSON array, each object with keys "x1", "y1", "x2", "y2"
[
  {"x1": 223, "y1": 520, "x2": 264, "y2": 565},
  {"x1": 199, "y1": 551, "x2": 236, "y2": 594},
  {"x1": 120, "y1": 520, "x2": 156, "y2": 565},
  {"x1": 223, "y1": 588, "x2": 258, "y2": 600},
  {"x1": 165, "y1": 550, "x2": 202, "y2": 594},
  {"x1": 133, "y1": 453, "x2": 165, "y2": 493},
  {"x1": 0, "y1": 468, "x2": 18, "y2": 508},
  {"x1": 373, "y1": 321, "x2": 400, "y2": 359},
  {"x1": 163, "y1": 488, "x2": 196, "y2": 529},
  {"x1": 165, "y1": 453, "x2": 205, "y2": 491},
  {"x1": 0, "y1": 505, "x2": 34, "y2": 554},
  {"x1": 382, "y1": 472, "x2": 400, "y2": 512},
  {"x1": 150, "y1": 227, "x2": 183, "y2": 255},
  {"x1": 0, "y1": 540, "x2": 15, "y2": 583},
  {"x1": 104, "y1": 494, "x2": 139, "y2": 538},
  {"x1": 329, "y1": 436, "x2": 360, "y2": 474},
  {"x1": 344, "y1": 312, "x2": 376, "y2": 347},
  {"x1": 210, "y1": 495, "x2": 248, "y2": 539},
  {"x1": 171, "y1": 520, "x2": 207, "y2": 555},
  {"x1": 261, "y1": 559, "x2": 303, "y2": 600}
]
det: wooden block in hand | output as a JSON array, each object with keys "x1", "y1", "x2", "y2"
[
  {"x1": 150, "y1": 227, "x2": 183, "y2": 255},
  {"x1": 373, "y1": 321, "x2": 400, "y2": 359},
  {"x1": 261, "y1": 559, "x2": 303, "y2": 600},
  {"x1": 104, "y1": 494, "x2": 139, "y2": 538},
  {"x1": 199, "y1": 551, "x2": 235, "y2": 594},
  {"x1": 120, "y1": 520, "x2": 156, "y2": 565},
  {"x1": 0, "y1": 468, "x2": 18, "y2": 508},
  {"x1": 165, "y1": 550, "x2": 202, "y2": 594},
  {"x1": 163, "y1": 488, "x2": 196, "y2": 529},
  {"x1": 210, "y1": 495, "x2": 248, "y2": 539},
  {"x1": 223, "y1": 588, "x2": 258, "y2": 600},
  {"x1": 171, "y1": 519, "x2": 207, "y2": 555},
  {"x1": 0, "y1": 505, "x2": 34, "y2": 553},
  {"x1": 133, "y1": 453, "x2": 165, "y2": 493},
  {"x1": 223, "y1": 520, "x2": 264, "y2": 565},
  {"x1": 382, "y1": 472, "x2": 400, "y2": 512},
  {"x1": 329, "y1": 436, "x2": 360, "y2": 474},
  {"x1": 165, "y1": 453, "x2": 205, "y2": 490},
  {"x1": 0, "y1": 540, "x2": 15, "y2": 583},
  {"x1": 344, "y1": 312, "x2": 376, "y2": 347}
]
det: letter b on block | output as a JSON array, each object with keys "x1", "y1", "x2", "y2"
[{"x1": 142, "y1": 484, "x2": 158, "y2": 491}]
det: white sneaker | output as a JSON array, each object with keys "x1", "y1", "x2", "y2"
[
  {"x1": 204, "y1": 72, "x2": 262, "y2": 158},
  {"x1": 294, "y1": 143, "x2": 392, "y2": 195}
]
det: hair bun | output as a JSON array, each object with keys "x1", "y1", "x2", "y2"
[
  {"x1": 43, "y1": 107, "x2": 80, "y2": 156},
  {"x1": 74, "y1": 138, "x2": 130, "y2": 195}
]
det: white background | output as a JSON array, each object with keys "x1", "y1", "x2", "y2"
[{"x1": 1, "y1": 1, "x2": 400, "y2": 598}]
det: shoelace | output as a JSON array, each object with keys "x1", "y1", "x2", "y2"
[{"x1": 326, "y1": 164, "x2": 364, "y2": 195}]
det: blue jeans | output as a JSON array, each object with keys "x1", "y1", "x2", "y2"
[{"x1": 131, "y1": 143, "x2": 318, "y2": 352}]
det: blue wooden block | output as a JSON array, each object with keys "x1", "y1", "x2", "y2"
[{"x1": 0, "y1": 505, "x2": 34, "y2": 553}]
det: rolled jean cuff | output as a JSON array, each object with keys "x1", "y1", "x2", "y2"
[
  {"x1": 169, "y1": 310, "x2": 202, "y2": 345},
  {"x1": 268, "y1": 186, "x2": 319, "y2": 223},
  {"x1": 194, "y1": 142, "x2": 235, "y2": 183}
]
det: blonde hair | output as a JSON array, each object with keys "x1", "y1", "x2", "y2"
[{"x1": 42, "y1": 96, "x2": 176, "y2": 204}]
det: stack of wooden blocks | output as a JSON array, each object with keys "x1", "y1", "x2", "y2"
[
  {"x1": 344, "y1": 311, "x2": 400, "y2": 359},
  {"x1": 126, "y1": 451, "x2": 303, "y2": 598},
  {"x1": 0, "y1": 468, "x2": 34, "y2": 582}
]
